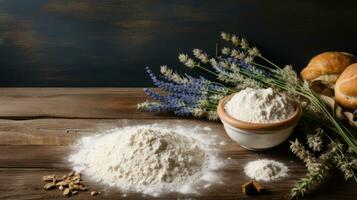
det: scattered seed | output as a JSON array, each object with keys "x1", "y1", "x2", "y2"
[
  {"x1": 44, "y1": 182, "x2": 56, "y2": 190},
  {"x1": 63, "y1": 188, "x2": 71, "y2": 197},
  {"x1": 42, "y1": 175, "x2": 55, "y2": 182},
  {"x1": 43, "y1": 171, "x2": 98, "y2": 198},
  {"x1": 56, "y1": 181, "x2": 68, "y2": 187},
  {"x1": 71, "y1": 175, "x2": 81, "y2": 181}
]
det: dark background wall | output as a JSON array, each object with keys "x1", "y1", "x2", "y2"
[{"x1": 0, "y1": 0, "x2": 356, "y2": 86}]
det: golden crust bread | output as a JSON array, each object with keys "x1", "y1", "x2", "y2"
[
  {"x1": 335, "y1": 63, "x2": 357, "y2": 110},
  {"x1": 300, "y1": 52, "x2": 356, "y2": 84}
]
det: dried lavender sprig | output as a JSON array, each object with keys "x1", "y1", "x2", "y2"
[
  {"x1": 290, "y1": 134, "x2": 356, "y2": 199},
  {"x1": 193, "y1": 49, "x2": 209, "y2": 63},
  {"x1": 325, "y1": 135, "x2": 357, "y2": 182},
  {"x1": 290, "y1": 141, "x2": 339, "y2": 199},
  {"x1": 303, "y1": 122, "x2": 356, "y2": 179},
  {"x1": 139, "y1": 66, "x2": 228, "y2": 120},
  {"x1": 290, "y1": 139, "x2": 320, "y2": 172},
  {"x1": 160, "y1": 65, "x2": 189, "y2": 84},
  {"x1": 290, "y1": 164, "x2": 329, "y2": 199},
  {"x1": 137, "y1": 101, "x2": 171, "y2": 113},
  {"x1": 209, "y1": 58, "x2": 265, "y2": 89},
  {"x1": 221, "y1": 32, "x2": 251, "y2": 50},
  {"x1": 145, "y1": 67, "x2": 210, "y2": 95},
  {"x1": 305, "y1": 128, "x2": 324, "y2": 152},
  {"x1": 180, "y1": 46, "x2": 267, "y2": 91},
  {"x1": 143, "y1": 86, "x2": 215, "y2": 109},
  {"x1": 333, "y1": 153, "x2": 357, "y2": 180},
  {"x1": 307, "y1": 134, "x2": 323, "y2": 152}
]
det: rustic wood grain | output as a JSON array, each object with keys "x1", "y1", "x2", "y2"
[
  {"x1": 0, "y1": 118, "x2": 221, "y2": 145},
  {"x1": 0, "y1": 88, "x2": 355, "y2": 200},
  {"x1": 0, "y1": 168, "x2": 354, "y2": 200},
  {"x1": 0, "y1": 88, "x2": 173, "y2": 119}
]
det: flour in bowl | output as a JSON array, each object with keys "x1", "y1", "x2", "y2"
[
  {"x1": 68, "y1": 124, "x2": 224, "y2": 196},
  {"x1": 225, "y1": 87, "x2": 295, "y2": 123}
]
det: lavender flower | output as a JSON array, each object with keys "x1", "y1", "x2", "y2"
[
  {"x1": 140, "y1": 66, "x2": 228, "y2": 119},
  {"x1": 145, "y1": 67, "x2": 205, "y2": 94},
  {"x1": 178, "y1": 54, "x2": 189, "y2": 63},
  {"x1": 226, "y1": 57, "x2": 270, "y2": 77},
  {"x1": 178, "y1": 54, "x2": 196, "y2": 68},
  {"x1": 221, "y1": 32, "x2": 240, "y2": 46},
  {"x1": 160, "y1": 65, "x2": 189, "y2": 83},
  {"x1": 248, "y1": 47, "x2": 260, "y2": 57},
  {"x1": 193, "y1": 49, "x2": 209, "y2": 63},
  {"x1": 231, "y1": 35, "x2": 240, "y2": 46},
  {"x1": 221, "y1": 47, "x2": 231, "y2": 55},
  {"x1": 240, "y1": 38, "x2": 249, "y2": 49},
  {"x1": 221, "y1": 32, "x2": 231, "y2": 41}
]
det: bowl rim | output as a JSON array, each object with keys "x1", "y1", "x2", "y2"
[{"x1": 217, "y1": 93, "x2": 302, "y2": 131}]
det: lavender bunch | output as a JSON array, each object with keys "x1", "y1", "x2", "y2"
[
  {"x1": 137, "y1": 66, "x2": 229, "y2": 120},
  {"x1": 138, "y1": 32, "x2": 279, "y2": 120},
  {"x1": 139, "y1": 32, "x2": 357, "y2": 198},
  {"x1": 139, "y1": 32, "x2": 357, "y2": 152}
]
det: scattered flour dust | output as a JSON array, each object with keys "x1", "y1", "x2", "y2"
[
  {"x1": 244, "y1": 159, "x2": 289, "y2": 181},
  {"x1": 225, "y1": 87, "x2": 295, "y2": 123},
  {"x1": 68, "y1": 124, "x2": 225, "y2": 196}
]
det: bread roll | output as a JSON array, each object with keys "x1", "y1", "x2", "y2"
[
  {"x1": 300, "y1": 52, "x2": 356, "y2": 85},
  {"x1": 335, "y1": 63, "x2": 357, "y2": 110}
]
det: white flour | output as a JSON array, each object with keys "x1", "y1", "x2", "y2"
[
  {"x1": 225, "y1": 87, "x2": 295, "y2": 123},
  {"x1": 68, "y1": 124, "x2": 224, "y2": 196},
  {"x1": 244, "y1": 159, "x2": 288, "y2": 181}
]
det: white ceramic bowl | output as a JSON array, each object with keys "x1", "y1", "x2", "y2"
[{"x1": 217, "y1": 94, "x2": 302, "y2": 151}]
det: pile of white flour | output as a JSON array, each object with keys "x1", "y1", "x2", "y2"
[
  {"x1": 68, "y1": 125, "x2": 224, "y2": 196},
  {"x1": 244, "y1": 159, "x2": 288, "y2": 181},
  {"x1": 225, "y1": 87, "x2": 295, "y2": 123}
]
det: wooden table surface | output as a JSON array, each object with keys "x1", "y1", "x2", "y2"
[{"x1": 0, "y1": 88, "x2": 355, "y2": 200}]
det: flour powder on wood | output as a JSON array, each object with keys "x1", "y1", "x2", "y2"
[{"x1": 68, "y1": 124, "x2": 225, "y2": 196}]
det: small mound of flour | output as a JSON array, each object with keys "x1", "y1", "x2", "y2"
[
  {"x1": 68, "y1": 125, "x2": 223, "y2": 196},
  {"x1": 225, "y1": 87, "x2": 295, "y2": 123},
  {"x1": 244, "y1": 159, "x2": 288, "y2": 181}
]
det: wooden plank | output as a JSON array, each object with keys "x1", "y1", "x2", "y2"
[
  {"x1": 0, "y1": 89, "x2": 355, "y2": 199},
  {"x1": 0, "y1": 166, "x2": 354, "y2": 199},
  {"x1": 0, "y1": 118, "x2": 352, "y2": 199},
  {"x1": 0, "y1": 88, "x2": 173, "y2": 119},
  {"x1": 0, "y1": 118, "x2": 221, "y2": 145},
  {"x1": 0, "y1": 168, "x2": 292, "y2": 200},
  {"x1": 0, "y1": 143, "x2": 304, "y2": 169},
  {"x1": 0, "y1": 117, "x2": 294, "y2": 168},
  {"x1": 0, "y1": 143, "x2": 306, "y2": 199},
  {"x1": 0, "y1": 118, "x2": 306, "y2": 199}
]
